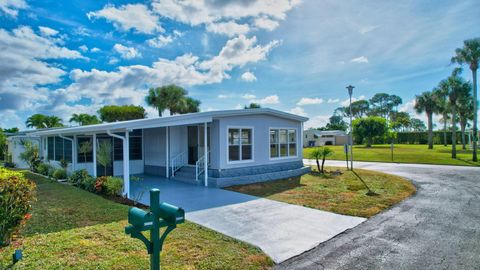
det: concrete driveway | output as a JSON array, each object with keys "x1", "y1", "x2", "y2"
[
  {"x1": 131, "y1": 175, "x2": 365, "y2": 263},
  {"x1": 277, "y1": 160, "x2": 480, "y2": 269}
]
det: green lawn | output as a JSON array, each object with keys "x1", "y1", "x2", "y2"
[
  {"x1": 303, "y1": 144, "x2": 480, "y2": 166},
  {"x1": 0, "y1": 171, "x2": 272, "y2": 270},
  {"x1": 227, "y1": 167, "x2": 416, "y2": 218}
]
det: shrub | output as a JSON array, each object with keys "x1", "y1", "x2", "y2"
[
  {"x1": 19, "y1": 140, "x2": 41, "y2": 171},
  {"x1": 94, "y1": 176, "x2": 108, "y2": 193},
  {"x1": 81, "y1": 176, "x2": 96, "y2": 192},
  {"x1": 0, "y1": 168, "x2": 36, "y2": 246},
  {"x1": 36, "y1": 163, "x2": 54, "y2": 176},
  {"x1": 59, "y1": 159, "x2": 69, "y2": 170},
  {"x1": 52, "y1": 168, "x2": 67, "y2": 180},
  {"x1": 103, "y1": 177, "x2": 123, "y2": 196},
  {"x1": 68, "y1": 169, "x2": 90, "y2": 186}
]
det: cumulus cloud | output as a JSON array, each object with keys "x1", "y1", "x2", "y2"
[
  {"x1": 38, "y1": 26, "x2": 59, "y2": 36},
  {"x1": 113, "y1": 43, "x2": 141, "y2": 59},
  {"x1": 146, "y1": 34, "x2": 173, "y2": 48},
  {"x1": 327, "y1": 98, "x2": 340, "y2": 104},
  {"x1": 151, "y1": 0, "x2": 299, "y2": 36},
  {"x1": 79, "y1": 45, "x2": 88, "y2": 52},
  {"x1": 350, "y1": 56, "x2": 369, "y2": 63},
  {"x1": 252, "y1": 95, "x2": 280, "y2": 105},
  {"x1": 90, "y1": 47, "x2": 100, "y2": 52},
  {"x1": 288, "y1": 107, "x2": 307, "y2": 117},
  {"x1": 87, "y1": 4, "x2": 163, "y2": 34},
  {"x1": 0, "y1": 0, "x2": 27, "y2": 17},
  {"x1": 241, "y1": 71, "x2": 257, "y2": 82},
  {"x1": 217, "y1": 94, "x2": 229, "y2": 99},
  {"x1": 297, "y1": 97, "x2": 324, "y2": 106},
  {"x1": 242, "y1": 93, "x2": 256, "y2": 99},
  {"x1": 305, "y1": 115, "x2": 330, "y2": 129},
  {"x1": 206, "y1": 21, "x2": 250, "y2": 37}
]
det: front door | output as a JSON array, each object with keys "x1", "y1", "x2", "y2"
[{"x1": 187, "y1": 125, "x2": 210, "y2": 165}]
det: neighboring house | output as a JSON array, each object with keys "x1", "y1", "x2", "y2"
[
  {"x1": 303, "y1": 129, "x2": 348, "y2": 147},
  {"x1": 8, "y1": 109, "x2": 310, "y2": 197}
]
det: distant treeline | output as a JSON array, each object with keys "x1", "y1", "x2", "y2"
[{"x1": 365, "y1": 131, "x2": 471, "y2": 145}]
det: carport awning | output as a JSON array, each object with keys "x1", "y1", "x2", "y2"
[{"x1": 32, "y1": 115, "x2": 213, "y2": 136}]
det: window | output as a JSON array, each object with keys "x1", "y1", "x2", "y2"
[
  {"x1": 51, "y1": 136, "x2": 72, "y2": 162},
  {"x1": 228, "y1": 128, "x2": 252, "y2": 162},
  {"x1": 270, "y1": 128, "x2": 297, "y2": 158},
  {"x1": 112, "y1": 129, "x2": 143, "y2": 161},
  {"x1": 77, "y1": 137, "x2": 93, "y2": 163}
]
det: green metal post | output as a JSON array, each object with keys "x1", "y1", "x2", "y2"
[{"x1": 150, "y1": 189, "x2": 161, "y2": 270}]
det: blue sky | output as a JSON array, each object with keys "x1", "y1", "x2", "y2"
[{"x1": 0, "y1": 0, "x2": 479, "y2": 129}]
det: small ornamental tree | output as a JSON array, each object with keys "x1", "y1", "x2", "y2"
[
  {"x1": 308, "y1": 147, "x2": 334, "y2": 173},
  {"x1": 353, "y1": 116, "x2": 389, "y2": 147},
  {"x1": 19, "y1": 140, "x2": 41, "y2": 171},
  {"x1": 0, "y1": 168, "x2": 36, "y2": 246},
  {"x1": 96, "y1": 140, "x2": 112, "y2": 176}
]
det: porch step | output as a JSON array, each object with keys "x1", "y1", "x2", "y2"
[
  {"x1": 172, "y1": 175, "x2": 199, "y2": 185},
  {"x1": 178, "y1": 166, "x2": 196, "y2": 173},
  {"x1": 173, "y1": 170, "x2": 197, "y2": 179}
]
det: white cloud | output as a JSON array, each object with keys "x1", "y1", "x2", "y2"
[
  {"x1": 108, "y1": 57, "x2": 119, "y2": 65},
  {"x1": 359, "y1": 25, "x2": 379, "y2": 34},
  {"x1": 234, "y1": 104, "x2": 243, "y2": 109},
  {"x1": 206, "y1": 21, "x2": 250, "y2": 37},
  {"x1": 217, "y1": 94, "x2": 229, "y2": 99},
  {"x1": 340, "y1": 95, "x2": 366, "y2": 106},
  {"x1": 146, "y1": 35, "x2": 174, "y2": 48},
  {"x1": 327, "y1": 98, "x2": 340, "y2": 104},
  {"x1": 252, "y1": 94, "x2": 280, "y2": 105},
  {"x1": 38, "y1": 26, "x2": 59, "y2": 36},
  {"x1": 87, "y1": 4, "x2": 163, "y2": 34},
  {"x1": 113, "y1": 43, "x2": 141, "y2": 59},
  {"x1": 305, "y1": 115, "x2": 330, "y2": 129},
  {"x1": 297, "y1": 97, "x2": 324, "y2": 106},
  {"x1": 242, "y1": 93, "x2": 256, "y2": 99},
  {"x1": 350, "y1": 56, "x2": 369, "y2": 63},
  {"x1": 288, "y1": 107, "x2": 307, "y2": 117},
  {"x1": 151, "y1": 0, "x2": 299, "y2": 36},
  {"x1": 241, "y1": 71, "x2": 257, "y2": 82},
  {"x1": 254, "y1": 17, "x2": 280, "y2": 31},
  {"x1": 0, "y1": 0, "x2": 27, "y2": 17},
  {"x1": 79, "y1": 45, "x2": 88, "y2": 52},
  {"x1": 90, "y1": 47, "x2": 100, "y2": 52}
]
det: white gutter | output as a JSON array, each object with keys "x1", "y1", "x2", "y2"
[
  {"x1": 58, "y1": 134, "x2": 75, "y2": 171},
  {"x1": 106, "y1": 130, "x2": 130, "y2": 198}
]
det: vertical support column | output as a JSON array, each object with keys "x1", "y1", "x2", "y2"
[
  {"x1": 45, "y1": 137, "x2": 48, "y2": 162},
  {"x1": 72, "y1": 135, "x2": 76, "y2": 171},
  {"x1": 123, "y1": 130, "x2": 130, "y2": 198},
  {"x1": 92, "y1": 133, "x2": 97, "y2": 178},
  {"x1": 300, "y1": 123, "x2": 304, "y2": 156},
  {"x1": 204, "y1": 122, "x2": 208, "y2": 187},
  {"x1": 165, "y1": 127, "x2": 169, "y2": 178}
]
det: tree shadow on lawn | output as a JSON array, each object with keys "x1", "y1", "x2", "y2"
[
  {"x1": 22, "y1": 171, "x2": 129, "y2": 236},
  {"x1": 225, "y1": 176, "x2": 305, "y2": 197}
]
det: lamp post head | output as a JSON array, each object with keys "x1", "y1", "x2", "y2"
[{"x1": 346, "y1": 85, "x2": 355, "y2": 97}]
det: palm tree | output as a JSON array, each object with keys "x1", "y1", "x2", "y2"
[
  {"x1": 179, "y1": 97, "x2": 201, "y2": 114},
  {"x1": 414, "y1": 91, "x2": 438, "y2": 149},
  {"x1": 457, "y1": 83, "x2": 474, "y2": 150},
  {"x1": 25, "y1": 114, "x2": 48, "y2": 129},
  {"x1": 452, "y1": 38, "x2": 480, "y2": 161},
  {"x1": 69, "y1": 113, "x2": 100, "y2": 126},
  {"x1": 446, "y1": 68, "x2": 466, "y2": 158},
  {"x1": 434, "y1": 84, "x2": 450, "y2": 146},
  {"x1": 308, "y1": 146, "x2": 334, "y2": 173},
  {"x1": 44, "y1": 116, "x2": 63, "y2": 128}
]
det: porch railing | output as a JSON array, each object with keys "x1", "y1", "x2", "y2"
[
  {"x1": 195, "y1": 151, "x2": 210, "y2": 182},
  {"x1": 171, "y1": 151, "x2": 187, "y2": 177}
]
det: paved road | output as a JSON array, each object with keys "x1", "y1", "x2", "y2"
[
  {"x1": 132, "y1": 174, "x2": 365, "y2": 263},
  {"x1": 277, "y1": 160, "x2": 480, "y2": 270}
]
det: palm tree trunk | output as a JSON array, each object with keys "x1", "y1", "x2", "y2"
[
  {"x1": 316, "y1": 158, "x2": 321, "y2": 173},
  {"x1": 427, "y1": 112, "x2": 433, "y2": 149},
  {"x1": 443, "y1": 116, "x2": 447, "y2": 146},
  {"x1": 158, "y1": 108, "x2": 162, "y2": 117},
  {"x1": 460, "y1": 119, "x2": 466, "y2": 150},
  {"x1": 452, "y1": 107, "x2": 457, "y2": 158},
  {"x1": 472, "y1": 68, "x2": 478, "y2": 161},
  {"x1": 321, "y1": 157, "x2": 326, "y2": 173}
]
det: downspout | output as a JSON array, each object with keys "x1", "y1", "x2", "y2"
[
  {"x1": 58, "y1": 134, "x2": 74, "y2": 172},
  {"x1": 107, "y1": 130, "x2": 130, "y2": 198}
]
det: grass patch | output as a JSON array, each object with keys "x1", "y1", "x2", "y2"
[
  {"x1": 0, "y1": 171, "x2": 272, "y2": 270},
  {"x1": 303, "y1": 144, "x2": 480, "y2": 166},
  {"x1": 226, "y1": 167, "x2": 416, "y2": 218}
]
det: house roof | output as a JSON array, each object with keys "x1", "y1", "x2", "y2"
[
  {"x1": 305, "y1": 129, "x2": 346, "y2": 136},
  {"x1": 32, "y1": 108, "x2": 308, "y2": 136}
]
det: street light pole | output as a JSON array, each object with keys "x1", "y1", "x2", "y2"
[{"x1": 347, "y1": 85, "x2": 355, "y2": 170}]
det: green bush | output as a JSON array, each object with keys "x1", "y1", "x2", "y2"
[
  {"x1": 81, "y1": 176, "x2": 96, "y2": 192},
  {"x1": 52, "y1": 168, "x2": 67, "y2": 180},
  {"x1": 68, "y1": 169, "x2": 89, "y2": 186},
  {"x1": 103, "y1": 176, "x2": 123, "y2": 196},
  {"x1": 36, "y1": 163, "x2": 54, "y2": 176},
  {"x1": 94, "y1": 176, "x2": 108, "y2": 193},
  {"x1": 0, "y1": 168, "x2": 36, "y2": 246}
]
